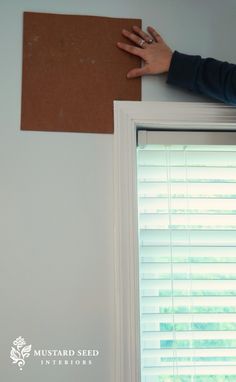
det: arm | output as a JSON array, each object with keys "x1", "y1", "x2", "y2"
[
  {"x1": 167, "y1": 51, "x2": 236, "y2": 105},
  {"x1": 117, "y1": 26, "x2": 236, "y2": 105}
]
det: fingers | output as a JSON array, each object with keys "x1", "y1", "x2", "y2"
[
  {"x1": 132, "y1": 25, "x2": 154, "y2": 44},
  {"x1": 127, "y1": 66, "x2": 150, "y2": 78},
  {"x1": 117, "y1": 41, "x2": 143, "y2": 57},
  {"x1": 121, "y1": 28, "x2": 148, "y2": 48},
  {"x1": 121, "y1": 25, "x2": 163, "y2": 47},
  {"x1": 147, "y1": 26, "x2": 163, "y2": 43}
]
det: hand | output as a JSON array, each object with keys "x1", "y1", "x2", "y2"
[{"x1": 117, "y1": 26, "x2": 173, "y2": 78}]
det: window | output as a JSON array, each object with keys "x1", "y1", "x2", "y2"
[
  {"x1": 137, "y1": 130, "x2": 236, "y2": 382},
  {"x1": 113, "y1": 102, "x2": 236, "y2": 382}
]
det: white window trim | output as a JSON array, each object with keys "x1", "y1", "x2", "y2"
[{"x1": 113, "y1": 101, "x2": 236, "y2": 382}]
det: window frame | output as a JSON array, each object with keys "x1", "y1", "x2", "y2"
[{"x1": 113, "y1": 101, "x2": 236, "y2": 382}]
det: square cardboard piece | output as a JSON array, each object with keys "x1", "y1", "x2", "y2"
[{"x1": 21, "y1": 12, "x2": 141, "y2": 133}]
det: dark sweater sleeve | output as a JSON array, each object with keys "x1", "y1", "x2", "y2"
[{"x1": 167, "y1": 51, "x2": 236, "y2": 105}]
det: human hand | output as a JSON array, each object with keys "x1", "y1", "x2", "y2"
[{"x1": 117, "y1": 26, "x2": 173, "y2": 78}]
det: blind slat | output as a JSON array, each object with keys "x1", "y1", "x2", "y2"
[
  {"x1": 142, "y1": 330, "x2": 236, "y2": 340},
  {"x1": 141, "y1": 313, "x2": 236, "y2": 323}
]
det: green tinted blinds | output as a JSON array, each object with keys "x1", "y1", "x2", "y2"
[{"x1": 137, "y1": 137, "x2": 236, "y2": 382}]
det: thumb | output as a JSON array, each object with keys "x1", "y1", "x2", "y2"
[{"x1": 127, "y1": 66, "x2": 149, "y2": 78}]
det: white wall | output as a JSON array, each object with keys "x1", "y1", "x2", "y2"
[{"x1": 1, "y1": 1, "x2": 236, "y2": 381}]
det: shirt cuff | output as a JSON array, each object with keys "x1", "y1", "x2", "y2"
[{"x1": 167, "y1": 51, "x2": 202, "y2": 90}]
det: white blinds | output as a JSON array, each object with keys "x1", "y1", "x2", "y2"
[{"x1": 137, "y1": 135, "x2": 236, "y2": 382}]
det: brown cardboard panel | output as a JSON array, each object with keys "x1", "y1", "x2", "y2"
[{"x1": 21, "y1": 12, "x2": 141, "y2": 134}]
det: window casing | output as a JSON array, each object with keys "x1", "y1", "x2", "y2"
[{"x1": 113, "y1": 102, "x2": 236, "y2": 382}]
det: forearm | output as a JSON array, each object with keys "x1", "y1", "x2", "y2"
[{"x1": 167, "y1": 51, "x2": 236, "y2": 105}]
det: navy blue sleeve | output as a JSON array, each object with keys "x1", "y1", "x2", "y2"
[{"x1": 167, "y1": 51, "x2": 236, "y2": 105}]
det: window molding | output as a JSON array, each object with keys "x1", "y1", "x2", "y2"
[{"x1": 113, "y1": 101, "x2": 236, "y2": 382}]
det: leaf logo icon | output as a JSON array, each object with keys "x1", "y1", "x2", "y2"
[{"x1": 10, "y1": 337, "x2": 32, "y2": 370}]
